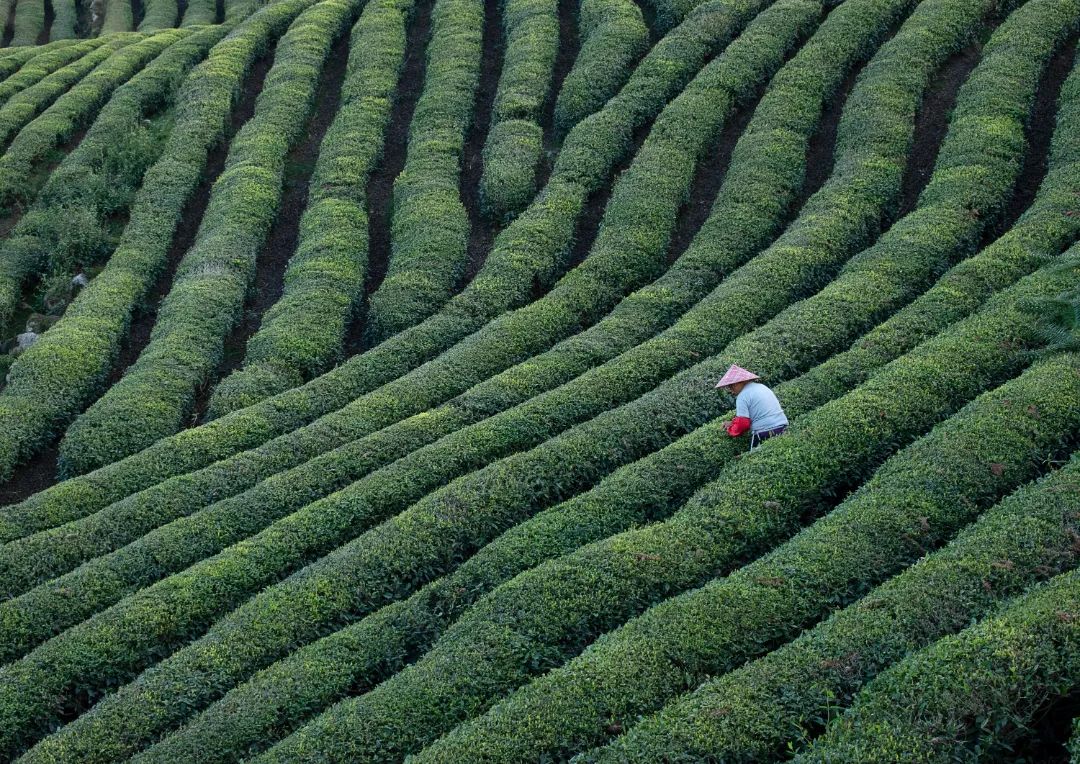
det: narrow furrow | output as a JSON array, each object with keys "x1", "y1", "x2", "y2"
[
  {"x1": 897, "y1": 41, "x2": 982, "y2": 216},
  {"x1": 35, "y1": 0, "x2": 53, "y2": 44},
  {"x1": 1000, "y1": 32, "x2": 1080, "y2": 231},
  {"x1": 354, "y1": 0, "x2": 432, "y2": 301},
  {"x1": 463, "y1": 0, "x2": 504, "y2": 261},
  {"x1": 195, "y1": 30, "x2": 351, "y2": 421},
  {"x1": 551, "y1": 0, "x2": 647, "y2": 140},
  {"x1": 1, "y1": 0, "x2": 17, "y2": 45}
]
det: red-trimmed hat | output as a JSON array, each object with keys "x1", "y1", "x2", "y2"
[{"x1": 715, "y1": 364, "x2": 760, "y2": 389}]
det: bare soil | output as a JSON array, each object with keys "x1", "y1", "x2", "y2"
[
  {"x1": 898, "y1": 43, "x2": 982, "y2": 216},
  {"x1": 536, "y1": 0, "x2": 579, "y2": 189},
  {"x1": 341, "y1": 0, "x2": 433, "y2": 353},
  {"x1": 36, "y1": 0, "x2": 54, "y2": 45},
  {"x1": 461, "y1": 0, "x2": 505, "y2": 280},
  {"x1": 996, "y1": 32, "x2": 1080, "y2": 234}
]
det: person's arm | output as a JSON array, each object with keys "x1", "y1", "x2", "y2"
[
  {"x1": 726, "y1": 416, "x2": 751, "y2": 436},
  {"x1": 727, "y1": 393, "x2": 751, "y2": 436}
]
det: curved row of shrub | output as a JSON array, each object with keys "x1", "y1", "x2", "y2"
[
  {"x1": 0, "y1": 0, "x2": 844, "y2": 597},
  {"x1": 0, "y1": 37, "x2": 102, "y2": 109},
  {"x1": 0, "y1": 39, "x2": 81, "y2": 84},
  {"x1": 122, "y1": 31, "x2": 1080, "y2": 760},
  {"x1": 796, "y1": 565, "x2": 1080, "y2": 761},
  {"x1": 50, "y1": 0, "x2": 77, "y2": 39},
  {"x1": 0, "y1": 0, "x2": 816, "y2": 666},
  {"x1": 10, "y1": 0, "x2": 45, "y2": 47},
  {"x1": 355, "y1": 0, "x2": 482, "y2": 345},
  {"x1": 418, "y1": 353, "x2": 1080, "y2": 763},
  {"x1": 0, "y1": 29, "x2": 188, "y2": 208},
  {"x1": 0, "y1": 33, "x2": 179, "y2": 327},
  {"x1": 4, "y1": 0, "x2": 776, "y2": 531},
  {"x1": 361, "y1": 251, "x2": 1080, "y2": 764},
  {"x1": 139, "y1": 0, "x2": 180, "y2": 30},
  {"x1": 0, "y1": 1, "x2": 312, "y2": 485},
  {"x1": 587, "y1": 448, "x2": 1080, "y2": 762},
  {"x1": 182, "y1": 0, "x2": 218, "y2": 25},
  {"x1": 0, "y1": 24, "x2": 233, "y2": 485},
  {"x1": 0, "y1": 34, "x2": 133, "y2": 154},
  {"x1": 12, "y1": 25, "x2": 219, "y2": 277},
  {"x1": 101, "y1": 0, "x2": 135, "y2": 32},
  {"x1": 55, "y1": 0, "x2": 362, "y2": 474},
  {"x1": 0, "y1": 14, "x2": 817, "y2": 759},
  {"x1": 477, "y1": 0, "x2": 557, "y2": 220},
  {"x1": 552, "y1": 0, "x2": 648, "y2": 138},
  {"x1": 5, "y1": 2, "x2": 1030, "y2": 751},
  {"x1": 202, "y1": 0, "x2": 413, "y2": 418}
]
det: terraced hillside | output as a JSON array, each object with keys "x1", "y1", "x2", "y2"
[{"x1": 0, "y1": 0, "x2": 1079, "y2": 760}]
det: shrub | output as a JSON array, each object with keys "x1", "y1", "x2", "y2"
[
  {"x1": 57, "y1": 0, "x2": 362, "y2": 475},
  {"x1": 6, "y1": 0, "x2": 771, "y2": 525},
  {"x1": 587, "y1": 397, "x2": 1080, "y2": 763},
  {"x1": 478, "y1": 0, "x2": 557, "y2": 220},
  {"x1": 796, "y1": 566, "x2": 1080, "y2": 762},
  {"x1": 206, "y1": 0, "x2": 414, "y2": 417},
  {"x1": 553, "y1": 0, "x2": 648, "y2": 137}
]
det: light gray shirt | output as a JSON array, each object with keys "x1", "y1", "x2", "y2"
[{"x1": 735, "y1": 381, "x2": 788, "y2": 434}]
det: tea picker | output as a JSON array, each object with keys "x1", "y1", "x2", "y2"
[{"x1": 716, "y1": 364, "x2": 788, "y2": 450}]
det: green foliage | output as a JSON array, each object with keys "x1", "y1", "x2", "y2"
[
  {"x1": 0, "y1": 32, "x2": 182, "y2": 329},
  {"x1": 0, "y1": 0, "x2": 837, "y2": 628},
  {"x1": 207, "y1": 0, "x2": 414, "y2": 417},
  {"x1": 552, "y1": 0, "x2": 648, "y2": 137},
  {"x1": 400, "y1": 253, "x2": 1080, "y2": 763},
  {"x1": 0, "y1": 36, "x2": 127, "y2": 153},
  {"x1": 181, "y1": 0, "x2": 218, "y2": 25},
  {"x1": 50, "y1": 0, "x2": 78, "y2": 38},
  {"x1": 477, "y1": 0, "x2": 557, "y2": 221},
  {"x1": 0, "y1": 0, "x2": 776, "y2": 546},
  {"x1": 138, "y1": 0, "x2": 179, "y2": 30},
  {"x1": 361, "y1": 0, "x2": 481, "y2": 343},
  {"x1": 587, "y1": 389, "x2": 1080, "y2": 763},
  {"x1": 480, "y1": 116, "x2": 543, "y2": 221},
  {"x1": 0, "y1": 39, "x2": 100, "y2": 107},
  {"x1": 101, "y1": 0, "x2": 135, "y2": 32},
  {"x1": 56, "y1": 0, "x2": 361, "y2": 477},
  {"x1": 0, "y1": 6, "x2": 822, "y2": 763},
  {"x1": 11, "y1": 0, "x2": 46, "y2": 47},
  {"x1": 797, "y1": 566, "x2": 1080, "y2": 761},
  {"x1": 10, "y1": 2, "x2": 1041, "y2": 758},
  {"x1": 135, "y1": 5, "x2": 1080, "y2": 757}
]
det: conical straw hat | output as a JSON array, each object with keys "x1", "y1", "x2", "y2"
[{"x1": 715, "y1": 364, "x2": 761, "y2": 389}]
